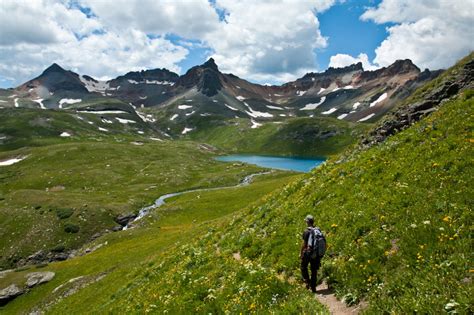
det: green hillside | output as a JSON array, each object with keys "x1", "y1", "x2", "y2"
[
  {"x1": 1, "y1": 55, "x2": 472, "y2": 313},
  {"x1": 0, "y1": 137, "x2": 276, "y2": 269},
  {"x1": 94, "y1": 90, "x2": 472, "y2": 313},
  {"x1": 189, "y1": 117, "x2": 369, "y2": 157}
]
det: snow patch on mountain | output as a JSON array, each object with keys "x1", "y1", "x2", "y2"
[
  {"x1": 300, "y1": 96, "x2": 326, "y2": 110},
  {"x1": 369, "y1": 93, "x2": 388, "y2": 107},
  {"x1": 77, "y1": 109, "x2": 127, "y2": 114},
  {"x1": 236, "y1": 96, "x2": 246, "y2": 101},
  {"x1": 0, "y1": 156, "x2": 26, "y2": 166},
  {"x1": 146, "y1": 80, "x2": 174, "y2": 85},
  {"x1": 60, "y1": 132, "x2": 71, "y2": 137},
  {"x1": 181, "y1": 127, "x2": 193, "y2": 134},
  {"x1": 59, "y1": 98, "x2": 81, "y2": 108},
  {"x1": 244, "y1": 102, "x2": 273, "y2": 118},
  {"x1": 266, "y1": 105, "x2": 284, "y2": 110},
  {"x1": 337, "y1": 113, "x2": 348, "y2": 120},
  {"x1": 80, "y1": 76, "x2": 109, "y2": 92},
  {"x1": 178, "y1": 105, "x2": 193, "y2": 110},
  {"x1": 353, "y1": 102, "x2": 361, "y2": 109},
  {"x1": 98, "y1": 127, "x2": 108, "y2": 132},
  {"x1": 14, "y1": 98, "x2": 19, "y2": 107},
  {"x1": 116, "y1": 118, "x2": 136, "y2": 124},
  {"x1": 225, "y1": 104, "x2": 238, "y2": 111},
  {"x1": 322, "y1": 107, "x2": 337, "y2": 115},
  {"x1": 170, "y1": 114, "x2": 178, "y2": 121},
  {"x1": 33, "y1": 98, "x2": 45, "y2": 109},
  {"x1": 296, "y1": 90, "x2": 307, "y2": 96},
  {"x1": 250, "y1": 120, "x2": 262, "y2": 129},
  {"x1": 186, "y1": 111, "x2": 196, "y2": 116},
  {"x1": 358, "y1": 113, "x2": 375, "y2": 122}
]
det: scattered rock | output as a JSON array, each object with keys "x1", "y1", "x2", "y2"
[
  {"x1": 114, "y1": 213, "x2": 137, "y2": 226},
  {"x1": 0, "y1": 284, "x2": 24, "y2": 306},
  {"x1": 52, "y1": 253, "x2": 69, "y2": 261},
  {"x1": 48, "y1": 185, "x2": 65, "y2": 192},
  {"x1": 112, "y1": 225, "x2": 123, "y2": 232},
  {"x1": 26, "y1": 271, "x2": 55, "y2": 288},
  {"x1": 91, "y1": 232, "x2": 102, "y2": 240}
]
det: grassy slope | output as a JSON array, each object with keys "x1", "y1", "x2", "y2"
[
  {"x1": 67, "y1": 91, "x2": 472, "y2": 313},
  {"x1": 189, "y1": 117, "x2": 369, "y2": 157},
  {"x1": 0, "y1": 108, "x2": 151, "y2": 152},
  {"x1": 0, "y1": 171, "x2": 301, "y2": 314},
  {"x1": 0, "y1": 138, "x2": 270, "y2": 269}
]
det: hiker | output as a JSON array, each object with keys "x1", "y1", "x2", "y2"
[{"x1": 300, "y1": 214, "x2": 326, "y2": 293}]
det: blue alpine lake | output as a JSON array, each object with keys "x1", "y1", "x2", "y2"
[{"x1": 215, "y1": 155, "x2": 325, "y2": 173}]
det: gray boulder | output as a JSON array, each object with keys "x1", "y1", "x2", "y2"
[
  {"x1": 0, "y1": 284, "x2": 24, "y2": 306},
  {"x1": 114, "y1": 213, "x2": 136, "y2": 226},
  {"x1": 25, "y1": 271, "x2": 55, "y2": 288}
]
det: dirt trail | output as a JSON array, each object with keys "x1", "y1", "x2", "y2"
[{"x1": 315, "y1": 281, "x2": 366, "y2": 315}]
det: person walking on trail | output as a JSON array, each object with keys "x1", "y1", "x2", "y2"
[{"x1": 300, "y1": 214, "x2": 326, "y2": 293}]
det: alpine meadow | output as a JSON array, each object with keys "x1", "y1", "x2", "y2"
[{"x1": 0, "y1": 1, "x2": 473, "y2": 314}]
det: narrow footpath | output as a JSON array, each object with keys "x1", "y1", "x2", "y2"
[{"x1": 315, "y1": 281, "x2": 366, "y2": 315}]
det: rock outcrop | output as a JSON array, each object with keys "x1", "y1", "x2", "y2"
[
  {"x1": 114, "y1": 213, "x2": 137, "y2": 226},
  {"x1": 26, "y1": 271, "x2": 55, "y2": 288},
  {"x1": 362, "y1": 57, "x2": 474, "y2": 147},
  {"x1": 0, "y1": 271, "x2": 55, "y2": 306},
  {"x1": 0, "y1": 284, "x2": 24, "y2": 306}
]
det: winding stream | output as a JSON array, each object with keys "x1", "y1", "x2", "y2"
[{"x1": 123, "y1": 171, "x2": 272, "y2": 230}]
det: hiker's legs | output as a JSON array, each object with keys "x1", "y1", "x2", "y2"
[
  {"x1": 300, "y1": 255, "x2": 310, "y2": 287},
  {"x1": 309, "y1": 257, "x2": 320, "y2": 292}
]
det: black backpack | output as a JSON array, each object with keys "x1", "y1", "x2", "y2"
[{"x1": 308, "y1": 227, "x2": 326, "y2": 259}]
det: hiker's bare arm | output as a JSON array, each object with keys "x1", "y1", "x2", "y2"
[{"x1": 300, "y1": 241, "x2": 306, "y2": 259}]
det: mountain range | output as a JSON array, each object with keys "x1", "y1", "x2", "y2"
[{"x1": 0, "y1": 58, "x2": 441, "y2": 137}]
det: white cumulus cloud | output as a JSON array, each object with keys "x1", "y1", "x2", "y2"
[
  {"x1": 0, "y1": 0, "x2": 190, "y2": 86},
  {"x1": 206, "y1": 0, "x2": 335, "y2": 83},
  {"x1": 361, "y1": 0, "x2": 474, "y2": 70},
  {"x1": 329, "y1": 53, "x2": 378, "y2": 71},
  {"x1": 80, "y1": 0, "x2": 220, "y2": 39}
]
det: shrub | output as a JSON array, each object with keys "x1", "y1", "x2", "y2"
[
  {"x1": 64, "y1": 223, "x2": 80, "y2": 233},
  {"x1": 56, "y1": 208, "x2": 74, "y2": 219}
]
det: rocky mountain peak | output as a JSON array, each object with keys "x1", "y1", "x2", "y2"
[
  {"x1": 42, "y1": 63, "x2": 67, "y2": 75},
  {"x1": 325, "y1": 62, "x2": 364, "y2": 75},
  {"x1": 176, "y1": 58, "x2": 223, "y2": 96},
  {"x1": 386, "y1": 59, "x2": 420, "y2": 75},
  {"x1": 202, "y1": 58, "x2": 219, "y2": 71}
]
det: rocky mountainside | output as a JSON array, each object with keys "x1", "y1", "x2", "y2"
[
  {"x1": 362, "y1": 53, "x2": 474, "y2": 146},
  {"x1": 0, "y1": 58, "x2": 441, "y2": 137}
]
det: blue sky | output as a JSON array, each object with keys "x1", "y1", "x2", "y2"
[
  {"x1": 171, "y1": 0, "x2": 390, "y2": 78},
  {"x1": 316, "y1": 0, "x2": 390, "y2": 70},
  {"x1": 0, "y1": 0, "x2": 473, "y2": 88}
]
